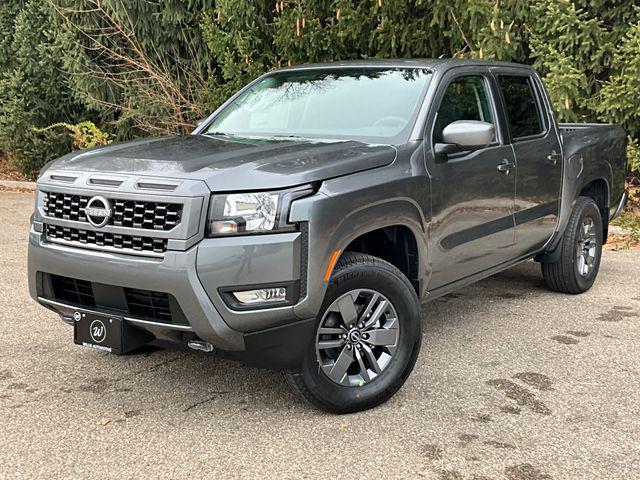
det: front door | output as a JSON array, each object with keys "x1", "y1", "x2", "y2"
[
  {"x1": 493, "y1": 71, "x2": 563, "y2": 254},
  {"x1": 425, "y1": 71, "x2": 517, "y2": 289}
]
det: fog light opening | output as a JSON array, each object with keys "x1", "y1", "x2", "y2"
[{"x1": 232, "y1": 287, "x2": 287, "y2": 305}]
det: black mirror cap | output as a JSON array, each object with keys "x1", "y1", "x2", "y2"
[
  {"x1": 434, "y1": 142, "x2": 463, "y2": 156},
  {"x1": 433, "y1": 141, "x2": 490, "y2": 161}
]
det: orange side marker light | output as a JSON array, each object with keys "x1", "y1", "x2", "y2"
[{"x1": 323, "y1": 249, "x2": 342, "y2": 281}]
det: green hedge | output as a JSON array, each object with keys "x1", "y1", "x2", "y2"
[{"x1": 1, "y1": 1, "x2": 639, "y2": 178}]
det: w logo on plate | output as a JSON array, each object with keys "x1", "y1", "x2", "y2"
[{"x1": 89, "y1": 320, "x2": 107, "y2": 343}]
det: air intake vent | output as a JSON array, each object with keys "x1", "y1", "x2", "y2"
[
  {"x1": 46, "y1": 274, "x2": 188, "y2": 326},
  {"x1": 49, "y1": 174, "x2": 78, "y2": 183},
  {"x1": 50, "y1": 275, "x2": 95, "y2": 307},
  {"x1": 88, "y1": 177, "x2": 124, "y2": 187},
  {"x1": 124, "y1": 288, "x2": 173, "y2": 323},
  {"x1": 135, "y1": 181, "x2": 179, "y2": 191}
]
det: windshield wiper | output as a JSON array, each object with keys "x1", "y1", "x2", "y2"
[
  {"x1": 269, "y1": 134, "x2": 309, "y2": 140},
  {"x1": 203, "y1": 131, "x2": 228, "y2": 137}
]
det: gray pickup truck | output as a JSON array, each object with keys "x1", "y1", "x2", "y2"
[{"x1": 28, "y1": 59, "x2": 627, "y2": 413}]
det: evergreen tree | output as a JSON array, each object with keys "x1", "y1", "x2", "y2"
[
  {"x1": 0, "y1": 0, "x2": 83, "y2": 177},
  {"x1": 51, "y1": 0, "x2": 215, "y2": 137},
  {"x1": 1, "y1": 0, "x2": 640, "y2": 177}
]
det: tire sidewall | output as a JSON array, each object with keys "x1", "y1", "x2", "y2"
[{"x1": 299, "y1": 260, "x2": 421, "y2": 412}]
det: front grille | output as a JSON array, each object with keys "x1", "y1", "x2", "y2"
[
  {"x1": 46, "y1": 224, "x2": 167, "y2": 254},
  {"x1": 46, "y1": 274, "x2": 187, "y2": 326},
  {"x1": 124, "y1": 288, "x2": 172, "y2": 323},
  {"x1": 43, "y1": 192, "x2": 182, "y2": 231},
  {"x1": 51, "y1": 275, "x2": 95, "y2": 307}
]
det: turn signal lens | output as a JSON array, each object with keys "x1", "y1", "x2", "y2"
[{"x1": 232, "y1": 288, "x2": 287, "y2": 305}]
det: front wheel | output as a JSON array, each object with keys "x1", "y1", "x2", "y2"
[
  {"x1": 283, "y1": 252, "x2": 422, "y2": 414},
  {"x1": 541, "y1": 196, "x2": 603, "y2": 294}
]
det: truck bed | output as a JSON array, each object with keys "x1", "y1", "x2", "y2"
[{"x1": 558, "y1": 122, "x2": 627, "y2": 219}]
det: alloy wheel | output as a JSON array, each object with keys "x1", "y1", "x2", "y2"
[
  {"x1": 315, "y1": 289, "x2": 399, "y2": 386},
  {"x1": 576, "y1": 216, "x2": 598, "y2": 277}
]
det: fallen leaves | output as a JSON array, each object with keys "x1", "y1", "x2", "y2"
[{"x1": 98, "y1": 417, "x2": 112, "y2": 427}]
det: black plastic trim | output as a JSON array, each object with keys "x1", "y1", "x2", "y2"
[{"x1": 235, "y1": 317, "x2": 316, "y2": 369}]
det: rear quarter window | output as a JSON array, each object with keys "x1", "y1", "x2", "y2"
[{"x1": 498, "y1": 75, "x2": 544, "y2": 139}]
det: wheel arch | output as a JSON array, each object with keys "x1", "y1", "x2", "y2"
[{"x1": 342, "y1": 224, "x2": 422, "y2": 297}]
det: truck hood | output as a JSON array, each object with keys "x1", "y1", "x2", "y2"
[{"x1": 47, "y1": 135, "x2": 397, "y2": 191}]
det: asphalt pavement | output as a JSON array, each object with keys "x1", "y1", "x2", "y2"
[{"x1": 1, "y1": 191, "x2": 639, "y2": 480}]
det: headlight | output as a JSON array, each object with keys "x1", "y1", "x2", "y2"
[{"x1": 206, "y1": 186, "x2": 314, "y2": 236}]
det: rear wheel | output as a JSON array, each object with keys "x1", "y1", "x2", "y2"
[
  {"x1": 283, "y1": 252, "x2": 421, "y2": 413},
  {"x1": 541, "y1": 196, "x2": 603, "y2": 294}
]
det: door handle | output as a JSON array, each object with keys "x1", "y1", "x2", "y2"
[
  {"x1": 547, "y1": 150, "x2": 561, "y2": 166},
  {"x1": 497, "y1": 159, "x2": 515, "y2": 174}
]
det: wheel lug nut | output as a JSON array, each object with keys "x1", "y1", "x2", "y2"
[
  {"x1": 346, "y1": 344, "x2": 352, "y2": 350},
  {"x1": 341, "y1": 334, "x2": 347, "y2": 339},
  {"x1": 357, "y1": 323, "x2": 364, "y2": 329},
  {"x1": 357, "y1": 344, "x2": 362, "y2": 349},
  {"x1": 363, "y1": 333, "x2": 369, "y2": 339}
]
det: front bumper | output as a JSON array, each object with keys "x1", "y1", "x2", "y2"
[{"x1": 28, "y1": 227, "x2": 315, "y2": 365}]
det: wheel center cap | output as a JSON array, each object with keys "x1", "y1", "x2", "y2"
[{"x1": 348, "y1": 329, "x2": 362, "y2": 344}]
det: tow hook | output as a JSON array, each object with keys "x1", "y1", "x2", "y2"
[{"x1": 187, "y1": 340, "x2": 214, "y2": 353}]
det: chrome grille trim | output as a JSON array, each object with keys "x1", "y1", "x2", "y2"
[
  {"x1": 35, "y1": 171, "x2": 209, "y2": 255},
  {"x1": 42, "y1": 191, "x2": 182, "y2": 231},
  {"x1": 45, "y1": 224, "x2": 167, "y2": 257}
]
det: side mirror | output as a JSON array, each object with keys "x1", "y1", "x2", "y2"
[
  {"x1": 435, "y1": 120, "x2": 495, "y2": 159},
  {"x1": 442, "y1": 120, "x2": 495, "y2": 147}
]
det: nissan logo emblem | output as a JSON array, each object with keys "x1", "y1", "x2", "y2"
[{"x1": 85, "y1": 196, "x2": 113, "y2": 228}]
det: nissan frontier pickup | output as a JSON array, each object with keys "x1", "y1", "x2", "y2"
[{"x1": 29, "y1": 60, "x2": 627, "y2": 413}]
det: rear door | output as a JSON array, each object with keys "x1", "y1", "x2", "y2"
[
  {"x1": 492, "y1": 69, "x2": 563, "y2": 254},
  {"x1": 425, "y1": 68, "x2": 517, "y2": 289}
]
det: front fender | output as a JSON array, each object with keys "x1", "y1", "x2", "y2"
[{"x1": 289, "y1": 177, "x2": 430, "y2": 320}]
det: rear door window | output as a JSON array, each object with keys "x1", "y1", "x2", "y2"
[{"x1": 498, "y1": 75, "x2": 544, "y2": 139}]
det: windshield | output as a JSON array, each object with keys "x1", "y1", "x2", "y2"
[{"x1": 205, "y1": 68, "x2": 431, "y2": 143}]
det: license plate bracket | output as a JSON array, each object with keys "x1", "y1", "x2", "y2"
[{"x1": 73, "y1": 310, "x2": 150, "y2": 354}]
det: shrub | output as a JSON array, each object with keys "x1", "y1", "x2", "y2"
[{"x1": 35, "y1": 121, "x2": 111, "y2": 150}]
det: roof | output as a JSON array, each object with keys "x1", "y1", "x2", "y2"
[{"x1": 274, "y1": 58, "x2": 534, "y2": 72}]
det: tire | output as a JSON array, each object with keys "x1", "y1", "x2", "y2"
[
  {"x1": 283, "y1": 252, "x2": 422, "y2": 414},
  {"x1": 541, "y1": 196, "x2": 603, "y2": 294}
]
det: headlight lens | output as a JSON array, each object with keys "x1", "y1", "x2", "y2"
[
  {"x1": 209, "y1": 192, "x2": 279, "y2": 234},
  {"x1": 206, "y1": 186, "x2": 313, "y2": 236}
]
